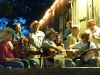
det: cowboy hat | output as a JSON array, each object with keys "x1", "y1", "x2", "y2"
[
  {"x1": 0, "y1": 27, "x2": 14, "y2": 42},
  {"x1": 79, "y1": 32, "x2": 90, "y2": 39},
  {"x1": 45, "y1": 28, "x2": 58, "y2": 36},
  {"x1": 30, "y1": 20, "x2": 40, "y2": 29}
]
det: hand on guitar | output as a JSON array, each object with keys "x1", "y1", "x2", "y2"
[
  {"x1": 93, "y1": 49, "x2": 99, "y2": 57},
  {"x1": 47, "y1": 46, "x2": 66, "y2": 58}
]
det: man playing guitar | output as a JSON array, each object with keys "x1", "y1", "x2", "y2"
[
  {"x1": 42, "y1": 28, "x2": 74, "y2": 67},
  {"x1": 70, "y1": 32, "x2": 98, "y2": 67}
]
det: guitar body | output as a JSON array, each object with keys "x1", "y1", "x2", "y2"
[
  {"x1": 13, "y1": 43, "x2": 27, "y2": 59},
  {"x1": 47, "y1": 48, "x2": 56, "y2": 59},
  {"x1": 13, "y1": 38, "x2": 29, "y2": 59},
  {"x1": 73, "y1": 48, "x2": 97, "y2": 62},
  {"x1": 44, "y1": 46, "x2": 66, "y2": 59}
]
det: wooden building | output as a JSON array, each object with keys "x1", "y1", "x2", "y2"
[
  {"x1": 39, "y1": 0, "x2": 70, "y2": 33},
  {"x1": 39, "y1": 0, "x2": 100, "y2": 36}
]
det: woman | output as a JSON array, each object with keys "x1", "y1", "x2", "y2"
[
  {"x1": 54, "y1": 34, "x2": 64, "y2": 49},
  {"x1": 12, "y1": 23, "x2": 25, "y2": 46}
]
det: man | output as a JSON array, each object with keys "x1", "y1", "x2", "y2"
[
  {"x1": 28, "y1": 20, "x2": 45, "y2": 68},
  {"x1": 86, "y1": 19, "x2": 100, "y2": 49},
  {"x1": 66, "y1": 25, "x2": 80, "y2": 49},
  {"x1": 42, "y1": 28, "x2": 75, "y2": 67},
  {"x1": 71, "y1": 33, "x2": 98, "y2": 67},
  {"x1": 0, "y1": 27, "x2": 29, "y2": 68},
  {"x1": 86, "y1": 19, "x2": 100, "y2": 66},
  {"x1": 66, "y1": 25, "x2": 80, "y2": 59}
]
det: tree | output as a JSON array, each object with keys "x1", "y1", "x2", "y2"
[{"x1": 0, "y1": 0, "x2": 54, "y2": 30}]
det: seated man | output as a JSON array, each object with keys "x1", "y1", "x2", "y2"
[
  {"x1": 42, "y1": 28, "x2": 75, "y2": 67},
  {"x1": 0, "y1": 27, "x2": 29, "y2": 68},
  {"x1": 71, "y1": 32, "x2": 98, "y2": 67}
]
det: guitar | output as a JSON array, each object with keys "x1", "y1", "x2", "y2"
[
  {"x1": 46, "y1": 46, "x2": 67, "y2": 59},
  {"x1": 13, "y1": 38, "x2": 29, "y2": 59},
  {"x1": 78, "y1": 48, "x2": 99, "y2": 58},
  {"x1": 73, "y1": 48, "x2": 100, "y2": 61}
]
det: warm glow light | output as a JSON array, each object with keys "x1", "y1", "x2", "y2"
[
  {"x1": 43, "y1": 11, "x2": 49, "y2": 20},
  {"x1": 41, "y1": 0, "x2": 61, "y2": 26},
  {"x1": 52, "y1": 9, "x2": 55, "y2": 16},
  {"x1": 39, "y1": 19, "x2": 44, "y2": 25},
  {"x1": 51, "y1": 0, "x2": 60, "y2": 9}
]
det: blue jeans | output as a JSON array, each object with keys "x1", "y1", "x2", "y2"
[
  {"x1": 65, "y1": 58, "x2": 75, "y2": 67},
  {"x1": 29, "y1": 58, "x2": 40, "y2": 68},
  {"x1": 75, "y1": 58, "x2": 97, "y2": 67},
  {"x1": 2, "y1": 59, "x2": 29, "y2": 68}
]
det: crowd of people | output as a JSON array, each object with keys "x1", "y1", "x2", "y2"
[{"x1": 0, "y1": 19, "x2": 99, "y2": 68}]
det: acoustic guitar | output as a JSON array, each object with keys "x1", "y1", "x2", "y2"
[
  {"x1": 46, "y1": 46, "x2": 67, "y2": 59},
  {"x1": 78, "y1": 48, "x2": 99, "y2": 58},
  {"x1": 73, "y1": 48, "x2": 99, "y2": 62}
]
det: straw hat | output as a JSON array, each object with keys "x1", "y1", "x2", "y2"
[
  {"x1": 0, "y1": 27, "x2": 14, "y2": 42},
  {"x1": 30, "y1": 20, "x2": 40, "y2": 29},
  {"x1": 45, "y1": 28, "x2": 58, "y2": 36},
  {"x1": 79, "y1": 32, "x2": 90, "y2": 39}
]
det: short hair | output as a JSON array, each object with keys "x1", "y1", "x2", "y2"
[
  {"x1": 88, "y1": 19, "x2": 95, "y2": 22},
  {"x1": 72, "y1": 25, "x2": 80, "y2": 32},
  {"x1": 13, "y1": 23, "x2": 20, "y2": 30},
  {"x1": 81, "y1": 33, "x2": 89, "y2": 39},
  {"x1": 88, "y1": 19, "x2": 95, "y2": 24}
]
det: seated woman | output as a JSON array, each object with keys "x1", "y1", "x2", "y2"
[
  {"x1": 54, "y1": 34, "x2": 64, "y2": 48},
  {"x1": 54, "y1": 34, "x2": 66, "y2": 57},
  {"x1": 12, "y1": 23, "x2": 26, "y2": 46}
]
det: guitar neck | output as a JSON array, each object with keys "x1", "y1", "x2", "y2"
[{"x1": 79, "y1": 48, "x2": 99, "y2": 52}]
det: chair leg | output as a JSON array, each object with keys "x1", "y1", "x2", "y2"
[{"x1": 40, "y1": 58, "x2": 43, "y2": 68}]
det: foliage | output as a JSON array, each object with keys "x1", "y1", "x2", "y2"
[{"x1": 0, "y1": 0, "x2": 54, "y2": 30}]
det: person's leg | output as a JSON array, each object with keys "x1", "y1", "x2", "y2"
[
  {"x1": 75, "y1": 59, "x2": 83, "y2": 67},
  {"x1": 87, "y1": 58, "x2": 97, "y2": 67},
  {"x1": 29, "y1": 58, "x2": 40, "y2": 68},
  {"x1": 21, "y1": 59, "x2": 29, "y2": 68},
  {"x1": 65, "y1": 58, "x2": 75, "y2": 67},
  {"x1": 2, "y1": 61, "x2": 24, "y2": 68}
]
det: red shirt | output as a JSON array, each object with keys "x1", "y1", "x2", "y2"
[{"x1": 0, "y1": 42, "x2": 14, "y2": 65}]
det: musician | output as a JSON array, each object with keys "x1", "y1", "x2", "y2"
[
  {"x1": 28, "y1": 20, "x2": 45, "y2": 68},
  {"x1": 13, "y1": 37, "x2": 29, "y2": 59},
  {"x1": 12, "y1": 23, "x2": 25, "y2": 46},
  {"x1": 42, "y1": 28, "x2": 75, "y2": 67},
  {"x1": 0, "y1": 27, "x2": 29, "y2": 68},
  {"x1": 71, "y1": 32, "x2": 98, "y2": 67},
  {"x1": 54, "y1": 34, "x2": 64, "y2": 48}
]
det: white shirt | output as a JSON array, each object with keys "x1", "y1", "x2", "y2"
[
  {"x1": 71, "y1": 41, "x2": 97, "y2": 49},
  {"x1": 28, "y1": 31, "x2": 45, "y2": 49},
  {"x1": 86, "y1": 26, "x2": 100, "y2": 48},
  {"x1": 71, "y1": 41, "x2": 97, "y2": 61}
]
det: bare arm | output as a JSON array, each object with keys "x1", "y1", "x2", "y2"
[{"x1": 5, "y1": 58, "x2": 21, "y2": 62}]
